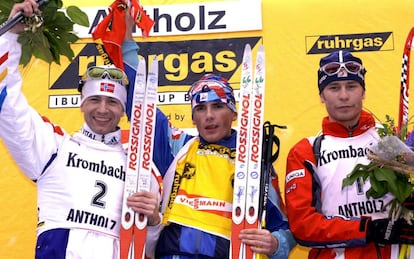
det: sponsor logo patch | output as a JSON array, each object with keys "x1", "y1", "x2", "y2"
[{"x1": 286, "y1": 169, "x2": 305, "y2": 183}]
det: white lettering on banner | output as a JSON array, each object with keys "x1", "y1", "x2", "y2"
[
  {"x1": 73, "y1": 0, "x2": 262, "y2": 38},
  {"x1": 49, "y1": 90, "x2": 241, "y2": 108}
]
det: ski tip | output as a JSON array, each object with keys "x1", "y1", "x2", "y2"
[
  {"x1": 138, "y1": 55, "x2": 145, "y2": 63},
  {"x1": 258, "y1": 44, "x2": 264, "y2": 52},
  {"x1": 138, "y1": 56, "x2": 146, "y2": 70},
  {"x1": 409, "y1": 26, "x2": 414, "y2": 36},
  {"x1": 405, "y1": 27, "x2": 414, "y2": 50},
  {"x1": 149, "y1": 56, "x2": 159, "y2": 73},
  {"x1": 244, "y1": 44, "x2": 252, "y2": 52}
]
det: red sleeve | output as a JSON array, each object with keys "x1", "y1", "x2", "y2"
[{"x1": 285, "y1": 138, "x2": 367, "y2": 247}]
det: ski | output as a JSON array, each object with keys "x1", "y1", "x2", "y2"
[
  {"x1": 398, "y1": 27, "x2": 414, "y2": 135},
  {"x1": 120, "y1": 56, "x2": 158, "y2": 259},
  {"x1": 231, "y1": 44, "x2": 266, "y2": 259},
  {"x1": 231, "y1": 43, "x2": 253, "y2": 259},
  {"x1": 245, "y1": 44, "x2": 266, "y2": 259},
  {"x1": 397, "y1": 26, "x2": 414, "y2": 259}
]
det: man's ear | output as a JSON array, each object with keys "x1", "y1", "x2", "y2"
[
  {"x1": 320, "y1": 93, "x2": 326, "y2": 104},
  {"x1": 232, "y1": 112, "x2": 238, "y2": 121},
  {"x1": 79, "y1": 95, "x2": 84, "y2": 111}
]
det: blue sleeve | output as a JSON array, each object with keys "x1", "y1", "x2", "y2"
[
  {"x1": 153, "y1": 109, "x2": 194, "y2": 176},
  {"x1": 121, "y1": 40, "x2": 175, "y2": 177},
  {"x1": 153, "y1": 109, "x2": 175, "y2": 176},
  {"x1": 270, "y1": 229, "x2": 297, "y2": 259},
  {"x1": 121, "y1": 40, "x2": 193, "y2": 178},
  {"x1": 122, "y1": 40, "x2": 139, "y2": 120},
  {"x1": 122, "y1": 40, "x2": 139, "y2": 69},
  {"x1": 266, "y1": 184, "x2": 296, "y2": 258}
]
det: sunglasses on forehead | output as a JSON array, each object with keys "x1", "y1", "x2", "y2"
[
  {"x1": 320, "y1": 61, "x2": 364, "y2": 76},
  {"x1": 188, "y1": 80, "x2": 234, "y2": 98},
  {"x1": 82, "y1": 66, "x2": 129, "y2": 86}
]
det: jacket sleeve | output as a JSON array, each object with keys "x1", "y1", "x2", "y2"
[
  {"x1": 121, "y1": 39, "x2": 191, "y2": 178},
  {"x1": 0, "y1": 32, "x2": 64, "y2": 180},
  {"x1": 285, "y1": 138, "x2": 368, "y2": 248},
  {"x1": 153, "y1": 108, "x2": 194, "y2": 177},
  {"x1": 122, "y1": 39, "x2": 139, "y2": 121}
]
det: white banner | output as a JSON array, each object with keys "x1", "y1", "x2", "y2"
[{"x1": 74, "y1": 0, "x2": 262, "y2": 38}]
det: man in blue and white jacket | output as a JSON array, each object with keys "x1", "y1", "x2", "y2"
[{"x1": 0, "y1": 1, "x2": 160, "y2": 258}]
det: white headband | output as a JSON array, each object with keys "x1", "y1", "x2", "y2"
[{"x1": 80, "y1": 79, "x2": 127, "y2": 110}]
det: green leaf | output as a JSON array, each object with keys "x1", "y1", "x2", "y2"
[
  {"x1": 44, "y1": 12, "x2": 74, "y2": 31},
  {"x1": 66, "y1": 6, "x2": 89, "y2": 27},
  {"x1": 0, "y1": 1, "x2": 13, "y2": 24},
  {"x1": 54, "y1": 34, "x2": 75, "y2": 61},
  {"x1": 375, "y1": 169, "x2": 398, "y2": 195},
  {"x1": 1, "y1": 0, "x2": 89, "y2": 66},
  {"x1": 31, "y1": 33, "x2": 53, "y2": 63},
  {"x1": 56, "y1": 0, "x2": 64, "y2": 9},
  {"x1": 342, "y1": 163, "x2": 371, "y2": 189},
  {"x1": 44, "y1": 31, "x2": 60, "y2": 63},
  {"x1": 19, "y1": 41, "x2": 33, "y2": 66},
  {"x1": 366, "y1": 167, "x2": 414, "y2": 204},
  {"x1": 366, "y1": 186, "x2": 386, "y2": 199},
  {"x1": 372, "y1": 167, "x2": 397, "y2": 182},
  {"x1": 367, "y1": 168, "x2": 390, "y2": 198},
  {"x1": 393, "y1": 174, "x2": 413, "y2": 203}
]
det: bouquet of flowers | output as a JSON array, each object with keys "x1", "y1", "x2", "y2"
[
  {"x1": 342, "y1": 115, "x2": 414, "y2": 223},
  {"x1": 0, "y1": 0, "x2": 89, "y2": 66}
]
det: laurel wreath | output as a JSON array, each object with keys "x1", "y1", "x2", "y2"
[{"x1": 0, "y1": 0, "x2": 89, "y2": 66}]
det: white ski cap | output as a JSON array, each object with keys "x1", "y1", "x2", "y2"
[{"x1": 81, "y1": 79, "x2": 127, "y2": 110}]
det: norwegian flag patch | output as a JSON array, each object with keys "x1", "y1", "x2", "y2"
[{"x1": 100, "y1": 82, "x2": 115, "y2": 93}]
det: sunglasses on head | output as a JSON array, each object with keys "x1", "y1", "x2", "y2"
[
  {"x1": 82, "y1": 66, "x2": 129, "y2": 86},
  {"x1": 188, "y1": 80, "x2": 233, "y2": 99},
  {"x1": 320, "y1": 61, "x2": 364, "y2": 76}
]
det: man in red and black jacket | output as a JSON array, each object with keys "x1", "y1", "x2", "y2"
[{"x1": 285, "y1": 50, "x2": 414, "y2": 259}]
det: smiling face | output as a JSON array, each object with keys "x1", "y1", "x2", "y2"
[
  {"x1": 192, "y1": 102, "x2": 237, "y2": 143},
  {"x1": 80, "y1": 95, "x2": 124, "y2": 134},
  {"x1": 320, "y1": 80, "x2": 365, "y2": 128}
]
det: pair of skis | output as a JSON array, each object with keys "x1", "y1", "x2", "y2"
[
  {"x1": 398, "y1": 27, "x2": 414, "y2": 136},
  {"x1": 120, "y1": 56, "x2": 158, "y2": 259},
  {"x1": 231, "y1": 44, "x2": 267, "y2": 259}
]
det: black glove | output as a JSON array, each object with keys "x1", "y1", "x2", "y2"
[
  {"x1": 403, "y1": 193, "x2": 414, "y2": 210},
  {"x1": 366, "y1": 218, "x2": 414, "y2": 244}
]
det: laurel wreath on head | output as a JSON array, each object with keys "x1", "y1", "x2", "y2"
[{"x1": 0, "y1": 0, "x2": 89, "y2": 66}]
